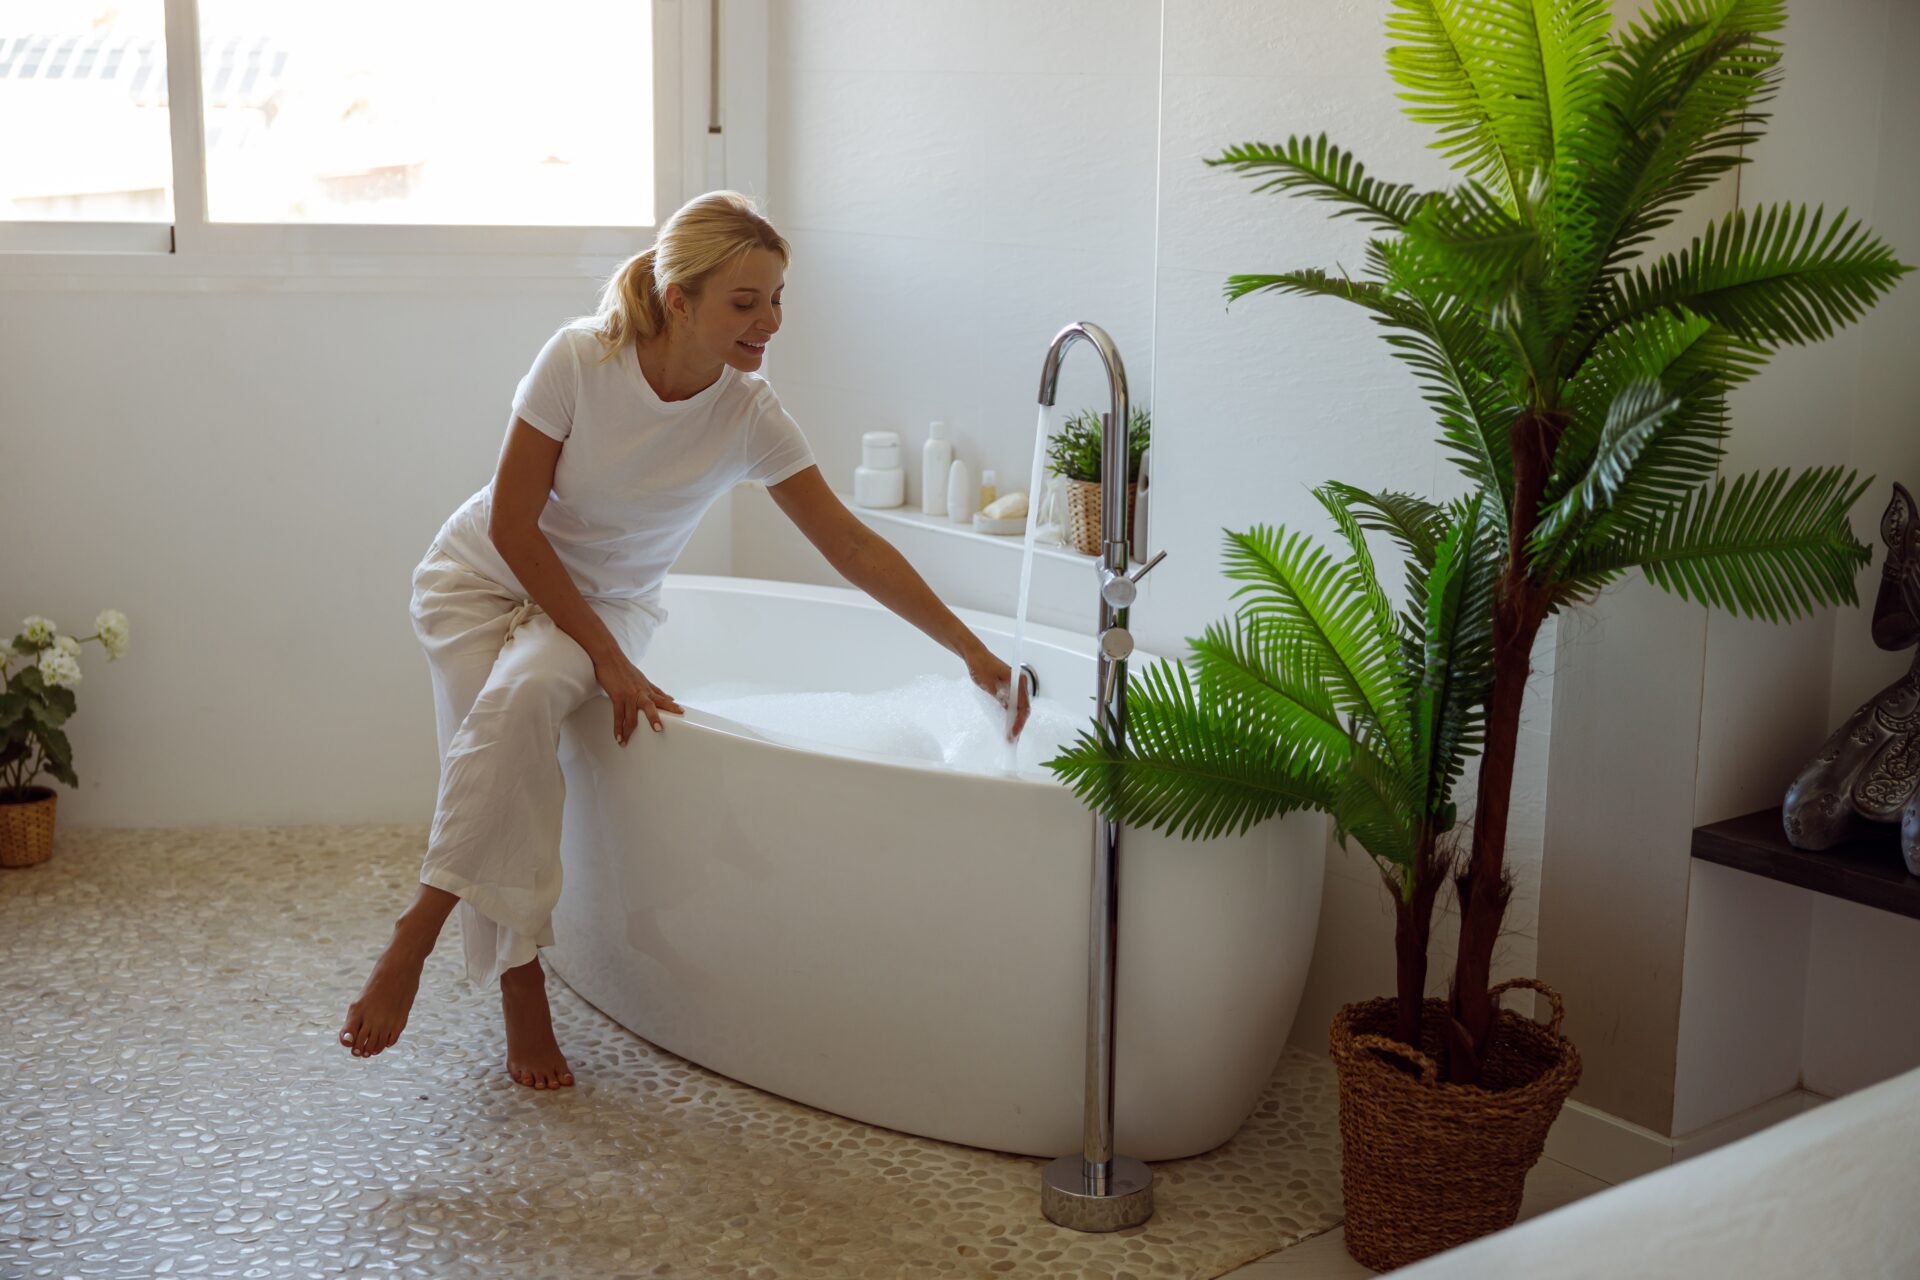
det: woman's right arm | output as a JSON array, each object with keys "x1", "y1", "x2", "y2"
[{"x1": 488, "y1": 418, "x2": 680, "y2": 742}]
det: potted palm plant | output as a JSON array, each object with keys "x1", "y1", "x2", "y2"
[
  {"x1": 1047, "y1": 0, "x2": 1909, "y2": 1267},
  {"x1": 1047, "y1": 407, "x2": 1151, "y2": 555}
]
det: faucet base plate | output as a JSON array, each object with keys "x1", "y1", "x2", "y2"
[{"x1": 1039, "y1": 1153, "x2": 1154, "y2": 1231}]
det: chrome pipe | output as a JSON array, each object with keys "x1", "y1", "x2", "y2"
[{"x1": 1038, "y1": 321, "x2": 1155, "y2": 1233}]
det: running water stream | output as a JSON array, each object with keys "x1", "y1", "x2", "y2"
[{"x1": 1003, "y1": 404, "x2": 1055, "y2": 758}]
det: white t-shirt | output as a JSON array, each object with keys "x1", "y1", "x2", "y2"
[{"x1": 432, "y1": 320, "x2": 816, "y2": 607}]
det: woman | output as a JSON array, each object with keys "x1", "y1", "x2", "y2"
[{"x1": 340, "y1": 191, "x2": 1032, "y2": 1089}]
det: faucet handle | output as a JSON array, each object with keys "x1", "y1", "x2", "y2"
[
  {"x1": 1127, "y1": 549, "x2": 1167, "y2": 585},
  {"x1": 1098, "y1": 550, "x2": 1167, "y2": 610}
]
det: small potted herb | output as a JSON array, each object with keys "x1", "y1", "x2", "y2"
[{"x1": 1046, "y1": 407, "x2": 1150, "y2": 555}]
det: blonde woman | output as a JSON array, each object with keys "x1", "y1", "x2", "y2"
[{"x1": 341, "y1": 191, "x2": 1032, "y2": 1089}]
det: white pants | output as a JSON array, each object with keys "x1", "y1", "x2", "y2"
[{"x1": 408, "y1": 541, "x2": 666, "y2": 990}]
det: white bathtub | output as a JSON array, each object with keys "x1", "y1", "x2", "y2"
[{"x1": 544, "y1": 573, "x2": 1326, "y2": 1161}]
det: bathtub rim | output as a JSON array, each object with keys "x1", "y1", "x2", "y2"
[{"x1": 649, "y1": 570, "x2": 1167, "y2": 789}]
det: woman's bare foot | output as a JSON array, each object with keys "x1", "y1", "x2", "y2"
[
  {"x1": 340, "y1": 928, "x2": 432, "y2": 1057},
  {"x1": 340, "y1": 883, "x2": 458, "y2": 1059},
  {"x1": 501, "y1": 958, "x2": 574, "y2": 1089}
]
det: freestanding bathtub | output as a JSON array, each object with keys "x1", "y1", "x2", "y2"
[{"x1": 544, "y1": 572, "x2": 1326, "y2": 1161}]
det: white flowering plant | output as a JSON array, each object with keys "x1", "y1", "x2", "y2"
[{"x1": 1, "y1": 611, "x2": 131, "y2": 803}]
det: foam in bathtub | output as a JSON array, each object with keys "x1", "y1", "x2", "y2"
[{"x1": 676, "y1": 672, "x2": 1086, "y2": 777}]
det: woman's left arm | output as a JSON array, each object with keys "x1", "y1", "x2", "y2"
[{"x1": 764, "y1": 466, "x2": 1031, "y2": 737}]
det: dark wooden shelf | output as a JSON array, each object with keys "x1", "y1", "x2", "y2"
[{"x1": 1692, "y1": 807, "x2": 1920, "y2": 922}]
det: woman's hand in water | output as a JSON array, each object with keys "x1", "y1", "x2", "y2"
[
  {"x1": 593, "y1": 651, "x2": 684, "y2": 745},
  {"x1": 966, "y1": 648, "x2": 1032, "y2": 740}
]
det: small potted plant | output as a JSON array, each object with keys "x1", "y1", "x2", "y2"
[
  {"x1": 2, "y1": 611, "x2": 132, "y2": 867},
  {"x1": 1047, "y1": 0, "x2": 1908, "y2": 1269},
  {"x1": 1046, "y1": 407, "x2": 1150, "y2": 556}
]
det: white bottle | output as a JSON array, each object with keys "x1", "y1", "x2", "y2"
[
  {"x1": 854, "y1": 431, "x2": 906, "y2": 508},
  {"x1": 946, "y1": 457, "x2": 977, "y2": 524},
  {"x1": 921, "y1": 421, "x2": 953, "y2": 516}
]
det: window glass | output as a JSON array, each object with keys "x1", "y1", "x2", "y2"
[
  {"x1": 0, "y1": 2, "x2": 174, "y2": 221},
  {"x1": 195, "y1": 0, "x2": 655, "y2": 225}
]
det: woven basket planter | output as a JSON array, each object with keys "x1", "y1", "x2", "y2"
[
  {"x1": 1330, "y1": 978, "x2": 1582, "y2": 1271},
  {"x1": 1062, "y1": 478, "x2": 1139, "y2": 557},
  {"x1": 0, "y1": 786, "x2": 58, "y2": 868}
]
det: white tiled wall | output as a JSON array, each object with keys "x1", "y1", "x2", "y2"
[{"x1": 749, "y1": 0, "x2": 1160, "y2": 609}]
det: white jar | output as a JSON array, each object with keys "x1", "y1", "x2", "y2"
[
  {"x1": 921, "y1": 421, "x2": 953, "y2": 516},
  {"x1": 854, "y1": 431, "x2": 906, "y2": 508}
]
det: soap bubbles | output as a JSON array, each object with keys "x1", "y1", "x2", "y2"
[{"x1": 677, "y1": 673, "x2": 1088, "y2": 778}]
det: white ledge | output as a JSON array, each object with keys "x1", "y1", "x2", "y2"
[{"x1": 832, "y1": 491, "x2": 1092, "y2": 565}]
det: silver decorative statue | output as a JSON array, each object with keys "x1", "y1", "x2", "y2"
[{"x1": 1784, "y1": 482, "x2": 1920, "y2": 874}]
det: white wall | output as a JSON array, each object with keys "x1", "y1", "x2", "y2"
[
  {"x1": 0, "y1": 280, "x2": 735, "y2": 826},
  {"x1": 736, "y1": 0, "x2": 1161, "y2": 624},
  {"x1": 731, "y1": 0, "x2": 1167, "y2": 635}
]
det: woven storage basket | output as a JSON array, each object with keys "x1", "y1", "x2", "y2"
[
  {"x1": 1063, "y1": 479, "x2": 1139, "y2": 556},
  {"x1": 0, "y1": 786, "x2": 57, "y2": 868},
  {"x1": 1329, "y1": 978, "x2": 1582, "y2": 1271}
]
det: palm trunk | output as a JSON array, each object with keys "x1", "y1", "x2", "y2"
[
  {"x1": 1389, "y1": 825, "x2": 1448, "y2": 1048},
  {"x1": 1445, "y1": 406, "x2": 1564, "y2": 1086}
]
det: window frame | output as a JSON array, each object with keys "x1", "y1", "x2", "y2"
[{"x1": 0, "y1": 0, "x2": 737, "y2": 281}]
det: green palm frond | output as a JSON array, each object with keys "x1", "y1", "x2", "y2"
[
  {"x1": 1563, "y1": 466, "x2": 1874, "y2": 619},
  {"x1": 1044, "y1": 658, "x2": 1343, "y2": 843},
  {"x1": 1415, "y1": 494, "x2": 1499, "y2": 822},
  {"x1": 1557, "y1": 312, "x2": 1769, "y2": 537},
  {"x1": 1523, "y1": 0, "x2": 1616, "y2": 328},
  {"x1": 1581, "y1": 204, "x2": 1913, "y2": 360},
  {"x1": 1188, "y1": 619, "x2": 1351, "y2": 770},
  {"x1": 1386, "y1": 0, "x2": 1538, "y2": 208},
  {"x1": 1220, "y1": 523, "x2": 1411, "y2": 754},
  {"x1": 1207, "y1": 136, "x2": 1427, "y2": 231},
  {"x1": 1529, "y1": 377, "x2": 1683, "y2": 568},
  {"x1": 1393, "y1": 179, "x2": 1540, "y2": 307},
  {"x1": 1226, "y1": 254, "x2": 1524, "y2": 518},
  {"x1": 1321, "y1": 482, "x2": 1451, "y2": 679},
  {"x1": 1320, "y1": 483, "x2": 1448, "y2": 573},
  {"x1": 1390, "y1": 319, "x2": 1520, "y2": 521},
  {"x1": 1513, "y1": 0, "x2": 1615, "y2": 156},
  {"x1": 1314, "y1": 484, "x2": 1406, "y2": 680},
  {"x1": 1222, "y1": 267, "x2": 1392, "y2": 308},
  {"x1": 1564, "y1": 4, "x2": 1783, "y2": 309},
  {"x1": 1334, "y1": 729, "x2": 1424, "y2": 872}
]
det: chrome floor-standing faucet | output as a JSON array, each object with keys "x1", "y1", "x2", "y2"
[{"x1": 1036, "y1": 322, "x2": 1167, "y2": 1233}]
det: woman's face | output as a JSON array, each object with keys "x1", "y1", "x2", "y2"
[{"x1": 669, "y1": 247, "x2": 785, "y2": 374}]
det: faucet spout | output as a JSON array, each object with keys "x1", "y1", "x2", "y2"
[{"x1": 1037, "y1": 322, "x2": 1131, "y2": 556}]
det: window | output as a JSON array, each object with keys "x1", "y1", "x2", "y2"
[
  {"x1": 0, "y1": 0, "x2": 714, "y2": 268},
  {"x1": 0, "y1": 6, "x2": 174, "y2": 224}
]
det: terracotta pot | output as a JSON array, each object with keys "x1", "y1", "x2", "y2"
[
  {"x1": 1329, "y1": 979, "x2": 1582, "y2": 1270},
  {"x1": 1063, "y1": 478, "x2": 1139, "y2": 557},
  {"x1": 0, "y1": 785, "x2": 57, "y2": 868}
]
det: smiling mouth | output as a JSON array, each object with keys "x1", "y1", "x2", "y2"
[{"x1": 737, "y1": 339, "x2": 768, "y2": 354}]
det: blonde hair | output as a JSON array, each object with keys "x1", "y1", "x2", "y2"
[{"x1": 574, "y1": 191, "x2": 790, "y2": 365}]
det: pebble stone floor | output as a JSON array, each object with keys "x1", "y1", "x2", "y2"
[{"x1": 1, "y1": 825, "x2": 1346, "y2": 1279}]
